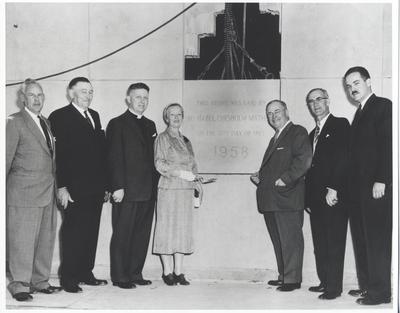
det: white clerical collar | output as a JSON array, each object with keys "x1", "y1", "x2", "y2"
[
  {"x1": 276, "y1": 120, "x2": 291, "y2": 138},
  {"x1": 360, "y1": 93, "x2": 373, "y2": 110},
  {"x1": 72, "y1": 102, "x2": 89, "y2": 115},
  {"x1": 129, "y1": 108, "x2": 143, "y2": 119},
  {"x1": 317, "y1": 113, "x2": 330, "y2": 131}
]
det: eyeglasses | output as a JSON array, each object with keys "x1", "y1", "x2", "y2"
[{"x1": 307, "y1": 97, "x2": 327, "y2": 105}]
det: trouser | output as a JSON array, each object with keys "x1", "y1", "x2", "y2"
[
  {"x1": 59, "y1": 195, "x2": 103, "y2": 285},
  {"x1": 110, "y1": 199, "x2": 155, "y2": 282},
  {"x1": 349, "y1": 188, "x2": 392, "y2": 300},
  {"x1": 310, "y1": 202, "x2": 348, "y2": 294},
  {"x1": 7, "y1": 201, "x2": 57, "y2": 294},
  {"x1": 264, "y1": 210, "x2": 304, "y2": 284}
]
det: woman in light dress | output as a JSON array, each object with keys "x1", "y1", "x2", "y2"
[{"x1": 153, "y1": 103, "x2": 202, "y2": 286}]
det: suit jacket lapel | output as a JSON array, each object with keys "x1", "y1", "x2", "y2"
[
  {"x1": 260, "y1": 122, "x2": 293, "y2": 169},
  {"x1": 21, "y1": 109, "x2": 51, "y2": 156},
  {"x1": 314, "y1": 114, "x2": 332, "y2": 153},
  {"x1": 69, "y1": 103, "x2": 95, "y2": 132},
  {"x1": 354, "y1": 94, "x2": 375, "y2": 126}
]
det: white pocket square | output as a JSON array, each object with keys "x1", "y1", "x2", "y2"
[
  {"x1": 325, "y1": 134, "x2": 330, "y2": 138},
  {"x1": 152, "y1": 133, "x2": 157, "y2": 137},
  {"x1": 277, "y1": 147, "x2": 284, "y2": 150}
]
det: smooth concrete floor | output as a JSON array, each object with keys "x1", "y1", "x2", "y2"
[{"x1": 5, "y1": 278, "x2": 394, "y2": 310}]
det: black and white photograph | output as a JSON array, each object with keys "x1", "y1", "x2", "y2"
[{"x1": 2, "y1": 0, "x2": 399, "y2": 311}]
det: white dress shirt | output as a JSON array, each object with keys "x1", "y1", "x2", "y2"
[
  {"x1": 275, "y1": 120, "x2": 291, "y2": 140},
  {"x1": 25, "y1": 107, "x2": 47, "y2": 139},
  {"x1": 313, "y1": 113, "x2": 330, "y2": 152},
  {"x1": 72, "y1": 102, "x2": 95, "y2": 128},
  {"x1": 360, "y1": 92, "x2": 373, "y2": 110}
]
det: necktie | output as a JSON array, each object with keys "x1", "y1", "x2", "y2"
[
  {"x1": 84, "y1": 110, "x2": 94, "y2": 129},
  {"x1": 314, "y1": 124, "x2": 320, "y2": 145},
  {"x1": 273, "y1": 130, "x2": 279, "y2": 142},
  {"x1": 352, "y1": 104, "x2": 362, "y2": 126},
  {"x1": 38, "y1": 116, "x2": 53, "y2": 157}
]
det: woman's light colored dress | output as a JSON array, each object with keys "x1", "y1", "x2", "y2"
[{"x1": 153, "y1": 129, "x2": 198, "y2": 254}]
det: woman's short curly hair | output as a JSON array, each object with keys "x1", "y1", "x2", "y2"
[{"x1": 162, "y1": 103, "x2": 184, "y2": 125}]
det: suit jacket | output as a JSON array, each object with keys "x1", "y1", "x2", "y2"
[
  {"x1": 305, "y1": 114, "x2": 350, "y2": 208},
  {"x1": 48, "y1": 104, "x2": 107, "y2": 200},
  {"x1": 106, "y1": 110, "x2": 158, "y2": 202},
  {"x1": 6, "y1": 109, "x2": 56, "y2": 207},
  {"x1": 256, "y1": 122, "x2": 312, "y2": 213},
  {"x1": 348, "y1": 94, "x2": 392, "y2": 199}
]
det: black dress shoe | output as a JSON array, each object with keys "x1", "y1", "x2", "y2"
[
  {"x1": 112, "y1": 282, "x2": 136, "y2": 289},
  {"x1": 162, "y1": 273, "x2": 177, "y2": 286},
  {"x1": 13, "y1": 292, "x2": 33, "y2": 302},
  {"x1": 309, "y1": 284, "x2": 325, "y2": 292},
  {"x1": 62, "y1": 283, "x2": 83, "y2": 293},
  {"x1": 267, "y1": 279, "x2": 283, "y2": 286},
  {"x1": 79, "y1": 277, "x2": 108, "y2": 286},
  {"x1": 132, "y1": 279, "x2": 152, "y2": 286},
  {"x1": 36, "y1": 285, "x2": 63, "y2": 294},
  {"x1": 318, "y1": 292, "x2": 341, "y2": 300},
  {"x1": 173, "y1": 273, "x2": 190, "y2": 285},
  {"x1": 356, "y1": 296, "x2": 391, "y2": 305},
  {"x1": 277, "y1": 283, "x2": 301, "y2": 291},
  {"x1": 348, "y1": 289, "x2": 367, "y2": 297}
]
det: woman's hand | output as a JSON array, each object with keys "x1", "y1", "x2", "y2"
[
  {"x1": 179, "y1": 170, "x2": 196, "y2": 182},
  {"x1": 194, "y1": 181, "x2": 204, "y2": 204}
]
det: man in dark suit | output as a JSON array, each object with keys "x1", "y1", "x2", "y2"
[
  {"x1": 305, "y1": 88, "x2": 350, "y2": 300},
  {"x1": 107, "y1": 83, "x2": 158, "y2": 289},
  {"x1": 49, "y1": 77, "x2": 109, "y2": 293},
  {"x1": 344, "y1": 66, "x2": 392, "y2": 305},
  {"x1": 252, "y1": 100, "x2": 312, "y2": 292},
  {"x1": 6, "y1": 79, "x2": 61, "y2": 301}
]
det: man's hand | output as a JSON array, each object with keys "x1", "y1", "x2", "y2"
[
  {"x1": 250, "y1": 172, "x2": 260, "y2": 185},
  {"x1": 113, "y1": 189, "x2": 124, "y2": 203},
  {"x1": 372, "y1": 182, "x2": 385, "y2": 199},
  {"x1": 57, "y1": 187, "x2": 74, "y2": 209},
  {"x1": 326, "y1": 188, "x2": 338, "y2": 206},
  {"x1": 275, "y1": 178, "x2": 286, "y2": 187},
  {"x1": 104, "y1": 191, "x2": 111, "y2": 202}
]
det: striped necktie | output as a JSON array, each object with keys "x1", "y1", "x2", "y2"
[
  {"x1": 84, "y1": 110, "x2": 94, "y2": 129},
  {"x1": 38, "y1": 116, "x2": 53, "y2": 157},
  {"x1": 314, "y1": 124, "x2": 320, "y2": 145}
]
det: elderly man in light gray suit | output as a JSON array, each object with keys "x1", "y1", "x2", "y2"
[{"x1": 6, "y1": 79, "x2": 61, "y2": 302}]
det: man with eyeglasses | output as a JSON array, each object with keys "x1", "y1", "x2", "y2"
[
  {"x1": 304, "y1": 88, "x2": 350, "y2": 300},
  {"x1": 252, "y1": 100, "x2": 312, "y2": 292},
  {"x1": 6, "y1": 79, "x2": 62, "y2": 301},
  {"x1": 344, "y1": 66, "x2": 392, "y2": 305},
  {"x1": 49, "y1": 77, "x2": 109, "y2": 293}
]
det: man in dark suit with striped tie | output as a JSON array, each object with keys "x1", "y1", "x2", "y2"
[
  {"x1": 305, "y1": 88, "x2": 350, "y2": 300},
  {"x1": 49, "y1": 77, "x2": 109, "y2": 293},
  {"x1": 6, "y1": 79, "x2": 61, "y2": 301},
  {"x1": 344, "y1": 66, "x2": 392, "y2": 305}
]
